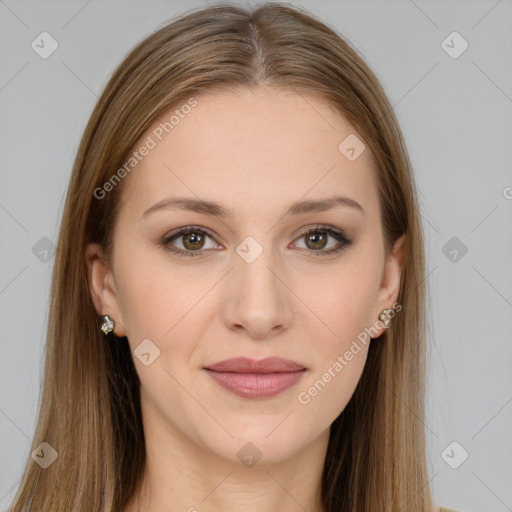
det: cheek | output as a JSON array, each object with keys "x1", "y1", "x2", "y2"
[
  {"x1": 298, "y1": 259, "x2": 382, "y2": 346},
  {"x1": 113, "y1": 248, "x2": 219, "y2": 377},
  {"x1": 112, "y1": 232, "x2": 196, "y2": 332},
  {"x1": 290, "y1": 256, "x2": 380, "y2": 424},
  {"x1": 295, "y1": 345, "x2": 369, "y2": 432},
  {"x1": 292, "y1": 269, "x2": 376, "y2": 421}
]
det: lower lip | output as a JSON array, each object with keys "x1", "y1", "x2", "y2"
[{"x1": 204, "y1": 369, "x2": 306, "y2": 399}]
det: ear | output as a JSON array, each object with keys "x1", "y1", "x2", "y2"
[
  {"x1": 372, "y1": 234, "x2": 405, "y2": 338},
  {"x1": 85, "y1": 243, "x2": 127, "y2": 337}
]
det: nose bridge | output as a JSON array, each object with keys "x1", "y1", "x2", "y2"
[
  {"x1": 234, "y1": 233, "x2": 282, "y2": 302},
  {"x1": 223, "y1": 233, "x2": 291, "y2": 336}
]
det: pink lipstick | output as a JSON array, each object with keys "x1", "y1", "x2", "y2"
[{"x1": 203, "y1": 357, "x2": 307, "y2": 399}]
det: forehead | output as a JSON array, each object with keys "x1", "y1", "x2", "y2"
[{"x1": 118, "y1": 87, "x2": 380, "y2": 220}]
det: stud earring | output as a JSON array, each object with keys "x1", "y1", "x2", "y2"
[
  {"x1": 378, "y1": 308, "x2": 394, "y2": 329},
  {"x1": 100, "y1": 315, "x2": 115, "y2": 335}
]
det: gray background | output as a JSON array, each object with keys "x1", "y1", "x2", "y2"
[{"x1": 1, "y1": 1, "x2": 511, "y2": 511}]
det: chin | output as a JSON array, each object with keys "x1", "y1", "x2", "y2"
[{"x1": 198, "y1": 424, "x2": 314, "y2": 467}]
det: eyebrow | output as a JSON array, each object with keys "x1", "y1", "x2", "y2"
[{"x1": 141, "y1": 194, "x2": 364, "y2": 219}]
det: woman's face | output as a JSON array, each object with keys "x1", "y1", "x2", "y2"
[{"x1": 87, "y1": 86, "x2": 403, "y2": 465}]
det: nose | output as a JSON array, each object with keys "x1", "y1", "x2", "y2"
[{"x1": 221, "y1": 248, "x2": 293, "y2": 340}]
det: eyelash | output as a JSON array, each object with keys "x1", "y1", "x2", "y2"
[{"x1": 160, "y1": 224, "x2": 354, "y2": 258}]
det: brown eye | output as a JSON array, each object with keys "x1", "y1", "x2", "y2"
[
  {"x1": 181, "y1": 231, "x2": 205, "y2": 250},
  {"x1": 294, "y1": 225, "x2": 354, "y2": 256},
  {"x1": 304, "y1": 232, "x2": 328, "y2": 250},
  {"x1": 161, "y1": 227, "x2": 218, "y2": 257}
]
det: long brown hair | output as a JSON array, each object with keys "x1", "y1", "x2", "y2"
[{"x1": 9, "y1": 3, "x2": 435, "y2": 511}]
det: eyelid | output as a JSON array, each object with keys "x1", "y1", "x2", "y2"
[
  {"x1": 163, "y1": 225, "x2": 219, "y2": 242},
  {"x1": 161, "y1": 225, "x2": 222, "y2": 252},
  {"x1": 292, "y1": 225, "x2": 353, "y2": 255}
]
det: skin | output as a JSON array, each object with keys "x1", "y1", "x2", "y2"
[{"x1": 86, "y1": 86, "x2": 404, "y2": 512}]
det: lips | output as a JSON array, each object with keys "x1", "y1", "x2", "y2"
[
  {"x1": 203, "y1": 357, "x2": 307, "y2": 399},
  {"x1": 204, "y1": 357, "x2": 306, "y2": 373}
]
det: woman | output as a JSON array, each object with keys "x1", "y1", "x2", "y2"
[{"x1": 9, "y1": 3, "x2": 436, "y2": 511}]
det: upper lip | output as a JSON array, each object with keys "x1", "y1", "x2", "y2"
[{"x1": 204, "y1": 357, "x2": 306, "y2": 373}]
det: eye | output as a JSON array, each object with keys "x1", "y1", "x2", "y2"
[
  {"x1": 160, "y1": 224, "x2": 353, "y2": 258},
  {"x1": 292, "y1": 225, "x2": 353, "y2": 256},
  {"x1": 160, "y1": 226, "x2": 219, "y2": 257}
]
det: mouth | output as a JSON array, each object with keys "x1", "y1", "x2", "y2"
[{"x1": 203, "y1": 357, "x2": 307, "y2": 399}]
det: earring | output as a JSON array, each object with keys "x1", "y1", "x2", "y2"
[
  {"x1": 378, "y1": 308, "x2": 394, "y2": 329},
  {"x1": 100, "y1": 315, "x2": 115, "y2": 335}
]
